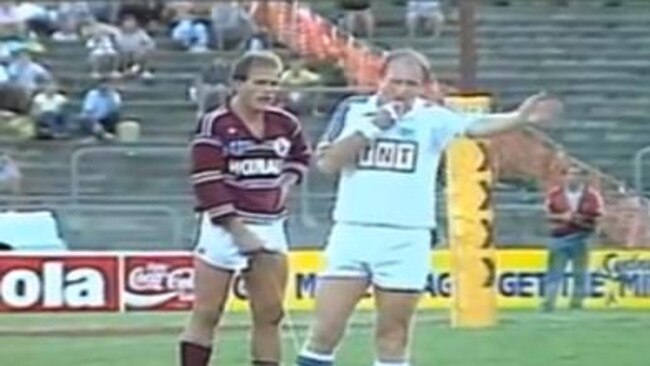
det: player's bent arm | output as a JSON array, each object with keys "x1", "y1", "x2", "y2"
[
  {"x1": 317, "y1": 107, "x2": 391, "y2": 174},
  {"x1": 316, "y1": 133, "x2": 372, "y2": 174}
]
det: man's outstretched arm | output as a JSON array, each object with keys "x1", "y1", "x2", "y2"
[{"x1": 466, "y1": 92, "x2": 563, "y2": 138}]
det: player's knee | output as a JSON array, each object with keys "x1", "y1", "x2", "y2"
[
  {"x1": 252, "y1": 301, "x2": 284, "y2": 327},
  {"x1": 192, "y1": 303, "x2": 225, "y2": 329}
]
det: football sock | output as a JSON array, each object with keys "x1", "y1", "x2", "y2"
[
  {"x1": 179, "y1": 341, "x2": 212, "y2": 366},
  {"x1": 252, "y1": 360, "x2": 279, "y2": 365}
]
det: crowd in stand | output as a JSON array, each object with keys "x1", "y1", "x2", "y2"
[
  {"x1": 0, "y1": 0, "x2": 450, "y2": 196},
  {"x1": 0, "y1": 1, "x2": 289, "y2": 143},
  {"x1": 0, "y1": 1, "x2": 320, "y2": 196},
  {"x1": 338, "y1": 0, "x2": 446, "y2": 39}
]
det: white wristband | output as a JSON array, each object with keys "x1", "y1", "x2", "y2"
[{"x1": 356, "y1": 118, "x2": 382, "y2": 140}]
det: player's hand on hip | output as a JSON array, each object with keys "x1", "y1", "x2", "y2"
[
  {"x1": 517, "y1": 92, "x2": 563, "y2": 125},
  {"x1": 233, "y1": 229, "x2": 267, "y2": 256}
]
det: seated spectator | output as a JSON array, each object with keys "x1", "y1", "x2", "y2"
[
  {"x1": 0, "y1": 151, "x2": 21, "y2": 195},
  {"x1": 338, "y1": 0, "x2": 374, "y2": 38},
  {"x1": 281, "y1": 58, "x2": 321, "y2": 87},
  {"x1": 114, "y1": 14, "x2": 155, "y2": 79},
  {"x1": 15, "y1": 2, "x2": 52, "y2": 37},
  {"x1": 7, "y1": 49, "x2": 51, "y2": 95},
  {"x1": 0, "y1": 82, "x2": 30, "y2": 114},
  {"x1": 52, "y1": 1, "x2": 94, "y2": 42},
  {"x1": 406, "y1": 0, "x2": 444, "y2": 38},
  {"x1": 86, "y1": 26, "x2": 120, "y2": 79},
  {"x1": 280, "y1": 58, "x2": 321, "y2": 115},
  {"x1": 240, "y1": 25, "x2": 273, "y2": 52},
  {"x1": 210, "y1": 1, "x2": 253, "y2": 50},
  {"x1": 0, "y1": 83, "x2": 33, "y2": 140},
  {"x1": 170, "y1": 10, "x2": 209, "y2": 53},
  {"x1": 118, "y1": 0, "x2": 165, "y2": 32},
  {"x1": 190, "y1": 58, "x2": 230, "y2": 115},
  {"x1": 89, "y1": 1, "x2": 119, "y2": 24},
  {"x1": 0, "y1": 3, "x2": 25, "y2": 39},
  {"x1": 31, "y1": 82, "x2": 69, "y2": 139},
  {"x1": 52, "y1": 17, "x2": 80, "y2": 42},
  {"x1": 78, "y1": 78, "x2": 121, "y2": 141}
]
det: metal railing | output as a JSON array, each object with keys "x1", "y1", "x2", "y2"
[{"x1": 69, "y1": 145, "x2": 189, "y2": 202}]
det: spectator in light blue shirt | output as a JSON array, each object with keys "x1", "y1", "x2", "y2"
[
  {"x1": 7, "y1": 50, "x2": 51, "y2": 94},
  {"x1": 171, "y1": 11, "x2": 209, "y2": 53},
  {"x1": 78, "y1": 79, "x2": 121, "y2": 140}
]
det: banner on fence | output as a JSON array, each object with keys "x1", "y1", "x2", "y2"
[{"x1": 1, "y1": 250, "x2": 648, "y2": 312}]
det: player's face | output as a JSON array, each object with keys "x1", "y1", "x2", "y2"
[
  {"x1": 380, "y1": 59, "x2": 426, "y2": 106},
  {"x1": 239, "y1": 65, "x2": 281, "y2": 112}
]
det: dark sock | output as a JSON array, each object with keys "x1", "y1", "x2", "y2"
[
  {"x1": 180, "y1": 341, "x2": 212, "y2": 366},
  {"x1": 252, "y1": 360, "x2": 279, "y2": 365}
]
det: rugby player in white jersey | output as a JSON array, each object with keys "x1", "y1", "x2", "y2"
[{"x1": 295, "y1": 49, "x2": 562, "y2": 366}]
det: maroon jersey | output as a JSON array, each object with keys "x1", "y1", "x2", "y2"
[{"x1": 191, "y1": 105, "x2": 311, "y2": 223}]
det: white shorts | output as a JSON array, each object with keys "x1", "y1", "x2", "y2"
[
  {"x1": 322, "y1": 222, "x2": 433, "y2": 292},
  {"x1": 194, "y1": 214, "x2": 288, "y2": 272}
]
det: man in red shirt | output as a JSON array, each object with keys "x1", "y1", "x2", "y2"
[
  {"x1": 543, "y1": 166, "x2": 604, "y2": 312},
  {"x1": 179, "y1": 51, "x2": 311, "y2": 366}
]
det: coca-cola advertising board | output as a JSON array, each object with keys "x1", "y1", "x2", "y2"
[
  {"x1": 0, "y1": 254, "x2": 120, "y2": 312},
  {"x1": 123, "y1": 254, "x2": 194, "y2": 311}
]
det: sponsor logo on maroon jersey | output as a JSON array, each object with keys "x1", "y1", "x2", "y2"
[
  {"x1": 123, "y1": 255, "x2": 194, "y2": 311},
  {"x1": 0, "y1": 256, "x2": 119, "y2": 312},
  {"x1": 228, "y1": 158, "x2": 283, "y2": 177}
]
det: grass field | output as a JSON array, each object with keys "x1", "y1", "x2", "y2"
[{"x1": 1, "y1": 310, "x2": 649, "y2": 366}]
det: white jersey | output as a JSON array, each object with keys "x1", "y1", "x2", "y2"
[{"x1": 321, "y1": 95, "x2": 475, "y2": 229}]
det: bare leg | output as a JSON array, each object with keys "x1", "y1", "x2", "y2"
[
  {"x1": 179, "y1": 258, "x2": 233, "y2": 366},
  {"x1": 301, "y1": 277, "x2": 369, "y2": 356},
  {"x1": 374, "y1": 289, "x2": 421, "y2": 363},
  {"x1": 243, "y1": 252, "x2": 289, "y2": 364}
]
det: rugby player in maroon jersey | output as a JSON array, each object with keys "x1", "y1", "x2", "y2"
[{"x1": 179, "y1": 51, "x2": 312, "y2": 366}]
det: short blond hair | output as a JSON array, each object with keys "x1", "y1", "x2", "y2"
[{"x1": 230, "y1": 51, "x2": 284, "y2": 82}]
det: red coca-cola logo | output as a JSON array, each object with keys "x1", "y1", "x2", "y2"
[
  {"x1": 123, "y1": 255, "x2": 194, "y2": 311},
  {"x1": 0, "y1": 256, "x2": 120, "y2": 312}
]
